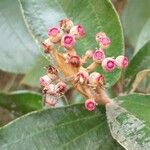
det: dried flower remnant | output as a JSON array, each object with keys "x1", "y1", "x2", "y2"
[
  {"x1": 39, "y1": 75, "x2": 52, "y2": 88},
  {"x1": 60, "y1": 19, "x2": 74, "y2": 33},
  {"x1": 55, "y1": 81, "x2": 68, "y2": 95},
  {"x1": 45, "y1": 95, "x2": 58, "y2": 107},
  {"x1": 42, "y1": 39, "x2": 54, "y2": 53},
  {"x1": 40, "y1": 19, "x2": 128, "y2": 110},
  {"x1": 70, "y1": 25, "x2": 85, "y2": 39},
  {"x1": 74, "y1": 70, "x2": 89, "y2": 84},
  {"x1": 67, "y1": 55, "x2": 81, "y2": 68},
  {"x1": 89, "y1": 72, "x2": 104, "y2": 87}
]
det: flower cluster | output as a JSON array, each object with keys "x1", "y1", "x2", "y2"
[
  {"x1": 40, "y1": 66, "x2": 67, "y2": 107},
  {"x1": 40, "y1": 19, "x2": 128, "y2": 111}
]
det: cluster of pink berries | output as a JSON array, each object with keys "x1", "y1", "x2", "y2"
[
  {"x1": 40, "y1": 19, "x2": 128, "y2": 111},
  {"x1": 40, "y1": 66, "x2": 67, "y2": 107}
]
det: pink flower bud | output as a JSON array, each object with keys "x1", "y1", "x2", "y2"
[
  {"x1": 92, "y1": 49, "x2": 105, "y2": 63},
  {"x1": 70, "y1": 25, "x2": 85, "y2": 39},
  {"x1": 116, "y1": 55, "x2": 128, "y2": 69},
  {"x1": 42, "y1": 38, "x2": 54, "y2": 53},
  {"x1": 96, "y1": 32, "x2": 111, "y2": 49},
  {"x1": 74, "y1": 70, "x2": 89, "y2": 84},
  {"x1": 67, "y1": 55, "x2": 81, "y2": 67},
  {"x1": 60, "y1": 19, "x2": 74, "y2": 32},
  {"x1": 89, "y1": 72, "x2": 104, "y2": 85},
  {"x1": 55, "y1": 82, "x2": 67, "y2": 95},
  {"x1": 61, "y1": 34, "x2": 76, "y2": 49},
  {"x1": 44, "y1": 84, "x2": 56, "y2": 95},
  {"x1": 85, "y1": 50, "x2": 93, "y2": 58},
  {"x1": 39, "y1": 75, "x2": 52, "y2": 87},
  {"x1": 48, "y1": 27, "x2": 59, "y2": 36},
  {"x1": 102, "y1": 57, "x2": 116, "y2": 72},
  {"x1": 48, "y1": 27, "x2": 62, "y2": 43},
  {"x1": 85, "y1": 99, "x2": 97, "y2": 111},
  {"x1": 45, "y1": 95, "x2": 58, "y2": 107}
]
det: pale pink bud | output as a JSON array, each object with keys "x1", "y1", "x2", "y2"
[
  {"x1": 60, "y1": 19, "x2": 74, "y2": 32},
  {"x1": 42, "y1": 38, "x2": 54, "y2": 53},
  {"x1": 70, "y1": 25, "x2": 85, "y2": 39},
  {"x1": 55, "y1": 82, "x2": 67, "y2": 95},
  {"x1": 96, "y1": 32, "x2": 106, "y2": 41},
  {"x1": 61, "y1": 34, "x2": 76, "y2": 49},
  {"x1": 48, "y1": 27, "x2": 62, "y2": 43},
  {"x1": 45, "y1": 95, "x2": 58, "y2": 107},
  {"x1": 74, "y1": 70, "x2": 89, "y2": 84},
  {"x1": 96, "y1": 32, "x2": 111, "y2": 49},
  {"x1": 102, "y1": 57, "x2": 116, "y2": 72},
  {"x1": 47, "y1": 65, "x2": 58, "y2": 80},
  {"x1": 89, "y1": 72, "x2": 104, "y2": 85},
  {"x1": 39, "y1": 75, "x2": 52, "y2": 87},
  {"x1": 85, "y1": 50, "x2": 93, "y2": 58},
  {"x1": 67, "y1": 55, "x2": 81, "y2": 67},
  {"x1": 44, "y1": 84, "x2": 56, "y2": 95},
  {"x1": 85, "y1": 99, "x2": 97, "y2": 111},
  {"x1": 92, "y1": 49, "x2": 105, "y2": 63},
  {"x1": 116, "y1": 55, "x2": 128, "y2": 69}
]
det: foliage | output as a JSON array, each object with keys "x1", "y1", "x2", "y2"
[{"x1": 0, "y1": 0, "x2": 150, "y2": 149}]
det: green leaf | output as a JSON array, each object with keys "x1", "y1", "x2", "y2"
[
  {"x1": 0, "y1": 0, "x2": 40, "y2": 73},
  {"x1": 125, "y1": 41, "x2": 150, "y2": 80},
  {"x1": 136, "y1": 19, "x2": 150, "y2": 52},
  {"x1": 19, "y1": 0, "x2": 124, "y2": 87},
  {"x1": 0, "y1": 90, "x2": 42, "y2": 114},
  {"x1": 0, "y1": 104, "x2": 124, "y2": 150},
  {"x1": 21, "y1": 56, "x2": 50, "y2": 87},
  {"x1": 122, "y1": 0, "x2": 150, "y2": 47},
  {"x1": 106, "y1": 93, "x2": 150, "y2": 150}
]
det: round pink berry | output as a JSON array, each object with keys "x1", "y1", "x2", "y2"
[
  {"x1": 48, "y1": 27, "x2": 60, "y2": 36},
  {"x1": 70, "y1": 25, "x2": 85, "y2": 39},
  {"x1": 61, "y1": 34, "x2": 76, "y2": 49},
  {"x1": 85, "y1": 99, "x2": 97, "y2": 111},
  {"x1": 89, "y1": 72, "x2": 104, "y2": 85},
  {"x1": 102, "y1": 57, "x2": 116, "y2": 72},
  {"x1": 67, "y1": 55, "x2": 81, "y2": 67},
  {"x1": 39, "y1": 75, "x2": 52, "y2": 87},
  {"x1": 74, "y1": 70, "x2": 89, "y2": 84},
  {"x1": 55, "y1": 82, "x2": 67, "y2": 95},
  {"x1": 48, "y1": 27, "x2": 62, "y2": 43},
  {"x1": 93, "y1": 49, "x2": 105, "y2": 63},
  {"x1": 116, "y1": 55, "x2": 128, "y2": 69},
  {"x1": 60, "y1": 19, "x2": 74, "y2": 32},
  {"x1": 96, "y1": 32, "x2": 111, "y2": 49}
]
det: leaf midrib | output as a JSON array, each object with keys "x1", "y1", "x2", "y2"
[
  {"x1": 60, "y1": 121, "x2": 105, "y2": 149},
  {"x1": 0, "y1": 10, "x2": 32, "y2": 52},
  {"x1": 0, "y1": 113, "x2": 103, "y2": 149}
]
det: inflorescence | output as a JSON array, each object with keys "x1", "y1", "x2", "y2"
[{"x1": 40, "y1": 19, "x2": 128, "y2": 111}]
